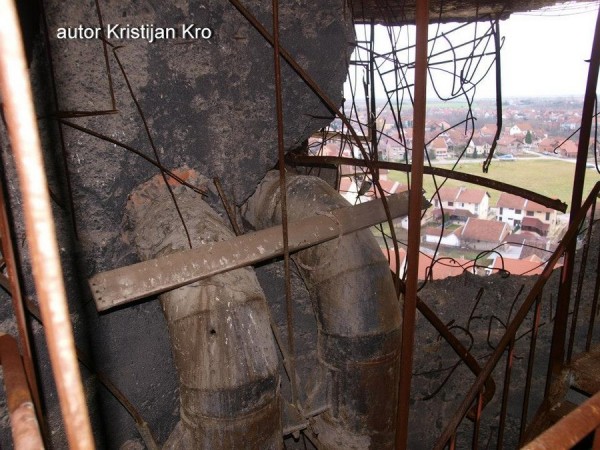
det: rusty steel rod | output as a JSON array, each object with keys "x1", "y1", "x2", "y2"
[
  {"x1": 416, "y1": 297, "x2": 496, "y2": 416},
  {"x1": 567, "y1": 197, "x2": 596, "y2": 362},
  {"x1": 0, "y1": 174, "x2": 44, "y2": 431},
  {"x1": 0, "y1": 1, "x2": 95, "y2": 448},
  {"x1": 0, "y1": 333, "x2": 44, "y2": 449},
  {"x1": 519, "y1": 294, "x2": 543, "y2": 444},
  {"x1": 523, "y1": 390, "x2": 600, "y2": 450},
  {"x1": 548, "y1": 5, "x2": 600, "y2": 388},
  {"x1": 91, "y1": 191, "x2": 422, "y2": 311},
  {"x1": 434, "y1": 181, "x2": 600, "y2": 450},
  {"x1": 496, "y1": 338, "x2": 515, "y2": 450},
  {"x1": 272, "y1": 0, "x2": 299, "y2": 408},
  {"x1": 586, "y1": 198, "x2": 600, "y2": 351},
  {"x1": 396, "y1": 0, "x2": 428, "y2": 446},
  {"x1": 286, "y1": 153, "x2": 568, "y2": 212}
]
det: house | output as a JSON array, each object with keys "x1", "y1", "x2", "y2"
[
  {"x1": 384, "y1": 248, "x2": 472, "y2": 280},
  {"x1": 503, "y1": 231, "x2": 552, "y2": 260},
  {"x1": 495, "y1": 193, "x2": 559, "y2": 230},
  {"x1": 557, "y1": 140, "x2": 578, "y2": 158},
  {"x1": 480, "y1": 124, "x2": 497, "y2": 137},
  {"x1": 538, "y1": 137, "x2": 562, "y2": 154},
  {"x1": 509, "y1": 123, "x2": 534, "y2": 137},
  {"x1": 496, "y1": 136, "x2": 522, "y2": 154},
  {"x1": 460, "y1": 218, "x2": 511, "y2": 250},
  {"x1": 427, "y1": 137, "x2": 449, "y2": 159},
  {"x1": 340, "y1": 176, "x2": 407, "y2": 205},
  {"x1": 490, "y1": 254, "x2": 550, "y2": 276},
  {"x1": 496, "y1": 193, "x2": 527, "y2": 228},
  {"x1": 431, "y1": 186, "x2": 490, "y2": 222},
  {"x1": 523, "y1": 199, "x2": 559, "y2": 228},
  {"x1": 423, "y1": 226, "x2": 462, "y2": 247}
]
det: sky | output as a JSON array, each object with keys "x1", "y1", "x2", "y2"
[
  {"x1": 345, "y1": 1, "x2": 600, "y2": 101},
  {"x1": 488, "y1": 1, "x2": 599, "y2": 98}
]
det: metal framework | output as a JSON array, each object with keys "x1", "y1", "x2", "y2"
[{"x1": 0, "y1": 0, "x2": 599, "y2": 447}]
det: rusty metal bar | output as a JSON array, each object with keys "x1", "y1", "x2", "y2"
[
  {"x1": 586, "y1": 197, "x2": 600, "y2": 352},
  {"x1": 523, "y1": 390, "x2": 600, "y2": 450},
  {"x1": 434, "y1": 181, "x2": 600, "y2": 450},
  {"x1": 547, "y1": 5, "x2": 600, "y2": 388},
  {"x1": 23, "y1": 297, "x2": 159, "y2": 450},
  {"x1": 91, "y1": 191, "x2": 422, "y2": 311},
  {"x1": 0, "y1": 1, "x2": 94, "y2": 448},
  {"x1": 271, "y1": 0, "x2": 299, "y2": 408},
  {"x1": 286, "y1": 153, "x2": 568, "y2": 212},
  {"x1": 396, "y1": 0, "x2": 428, "y2": 446},
  {"x1": 519, "y1": 294, "x2": 543, "y2": 443},
  {"x1": 567, "y1": 196, "x2": 596, "y2": 362},
  {"x1": 496, "y1": 338, "x2": 515, "y2": 450},
  {"x1": 0, "y1": 171, "x2": 44, "y2": 430},
  {"x1": 0, "y1": 333, "x2": 44, "y2": 449},
  {"x1": 472, "y1": 391, "x2": 483, "y2": 450},
  {"x1": 416, "y1": 297, "x2": 496, "y2": 415}
]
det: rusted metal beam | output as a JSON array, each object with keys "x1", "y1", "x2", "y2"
[
  {"x1": 286, "y1": 153, "x2": 568, "y2": 212},
  {"x1": 396, "y1": 0, "x2": 429, "y2": 447},
  {"x1": 0, "y1": 333, "x2": 44, "y2": 449},
  {"x1": 0, "y1": 1, "x2": 94, "y2": 448},
  {"x1": 523, "y1": 390, "x2": 600, "y2": 450},
  {"x1": 91, "y1": 191, "x2": 423, "y2": 311}
]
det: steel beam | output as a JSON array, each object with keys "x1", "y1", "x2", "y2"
[{"x1": 90, "y1": 191, "x2": 422, "y2": 311}]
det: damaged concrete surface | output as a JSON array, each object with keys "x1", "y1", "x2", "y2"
[{"x1": 0, "y1": 0, "x2": 353, "y2": 447}]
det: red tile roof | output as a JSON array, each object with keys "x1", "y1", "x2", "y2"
[
  {"x1": 496, "y1": 192, "x2": 527, "y2": 210},
  {"x1": 383, "y1": 248, "x2": 470, "y2": 280},
  {"x1": 456, "y1": 188, "x2": 488, "y2": 204},
  {"x1": 492, "y1": 256, "x2": 549, "y2": 276},
  {"x1": 461, "y1": 218, "x2": 509, "y2": 243},
  {"x1": 525, "y1": 200, "x2": 555, "y2": 213},
  {"x1": 521, "y1": 216, "x2": 549, "y2": 232}
]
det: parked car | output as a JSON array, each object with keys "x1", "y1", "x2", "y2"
[{"x1": 498, "y1": 154, "x2": 516, "y2": 161}]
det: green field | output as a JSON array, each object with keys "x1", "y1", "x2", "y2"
[{"x1": 388, "y1": 159, "x2": 599, "y2": 211}]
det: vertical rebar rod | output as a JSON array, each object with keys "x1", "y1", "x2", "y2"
[
  {"x1": 519, "y1": 294, "x2": 543, "y2": 443},
  {"x1": 586, "y1": 197, "x2": 600, "y2": 352},
  {"x1": 471, "y1": 391, "x2": 484, "y2": 450},
  {"x1": 0, "y1": 173, "x2": 44, "y2": 431},
  {"x1": 496, "y1": 338, "x2": 515, "y2": 450},
  {"x1": 0, "y1": 1, "x2": 94, "y2": 448},
  {"x1": 548, "y1": 5, "x2": 600, "y2": 384},
  {"x1": 272, "y1": 0, "x2": 298, "y2": 406},
  {"x1": 396, "y1": 0, "x2": 428, "y2": 446},
  {"x1": 0, "y1": 333, "x2": 44, "y2": 449},
  {"x1": 567, "y1": 198, "x2": 596, "y2": 362}
]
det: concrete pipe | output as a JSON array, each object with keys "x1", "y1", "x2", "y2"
[
  {"x1": 125, "y1": 170, "x2": 282, "y2": 449},
  {"x1": 243, "y1": 171, "x2": 403, "y2": 449}
]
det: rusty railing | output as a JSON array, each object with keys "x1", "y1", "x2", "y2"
[{"x1": 433, "y1": 181, "x2": 600, "y2": 449}]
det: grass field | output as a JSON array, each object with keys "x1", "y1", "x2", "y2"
[{"x1": 387, "y1": 159, "x2": 599, "y2": 211}]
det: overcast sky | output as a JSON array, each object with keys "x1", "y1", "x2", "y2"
[
  {"x1": 487, "y1": 1, "x2": 599, "y2": 98},
  {"x1": 346, "y1": 2, "x2": 600, "y2": 102}
]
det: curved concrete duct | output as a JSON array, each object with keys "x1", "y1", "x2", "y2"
[
  {"x1": 124, "y1": 169, "x2": 282, "y2": 449},
  {"x1": 243, "y1": 171, "x2": 403, "y2": 449}
]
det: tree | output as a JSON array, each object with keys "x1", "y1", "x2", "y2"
[
  {"x1": 471, "y1": 147, "x2": 479, "y2": 159},
  {"x1": 525, "y1": 130, "x2": 533, "y2": 145}
]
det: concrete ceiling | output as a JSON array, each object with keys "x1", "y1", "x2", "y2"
[{"x1": 349, "y1": 0, "x2": 583, "y2": 24}]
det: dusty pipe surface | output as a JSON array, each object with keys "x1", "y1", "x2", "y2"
[
  {"x1": 244, "y1": 171, "x2": 402, "y2": 449},
  {"x1": 125, "y1": 170, "x2": 282, "y2": 449}
]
